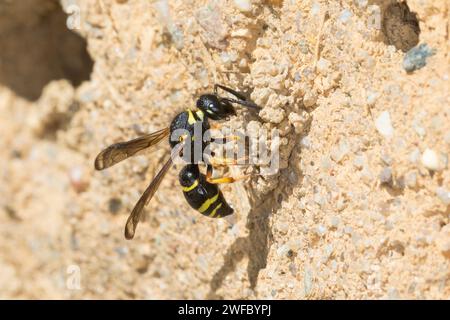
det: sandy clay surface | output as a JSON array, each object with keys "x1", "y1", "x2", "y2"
[{"x1": 0, "y1": 0, "x2": 449, "y2": 299}]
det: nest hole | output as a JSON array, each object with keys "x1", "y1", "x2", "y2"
[
  {"x1": 0, "y1": 0, "x2": 93, "y2": 101},
  {"x1": 378, "y1": 0, "x2": 420, "y2": 52}
]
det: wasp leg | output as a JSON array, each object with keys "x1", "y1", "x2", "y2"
[
  {"x1": 221, "y1": 97, "x2": 261, "y2": 110},
  {"x1": 214, "y1": 84, "x2": 261, "y2": 110},
  {"x1": 205, "y1": 153, "x2": 249, "y2": 167},
  {"x1": 206, "y1": 165, "x2": 250, "y2": 184},
  {"x1": 214, "y1": 84, "x2": 248, "y2": 101}
]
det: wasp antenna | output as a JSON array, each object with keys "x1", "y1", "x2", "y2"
[
  {"x1": 221, "y1": 97, "x2": 262, "y2": 110},
  {"x1": 214, "y1": 84, "x2": 247, "y2": 101}
]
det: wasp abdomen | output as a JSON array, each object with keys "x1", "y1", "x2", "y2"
[{"x1": 181, "y1": 172, "x2": 233, "y2": 218}]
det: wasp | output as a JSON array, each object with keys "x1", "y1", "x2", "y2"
[{"x1": 94, "y1": 84, "x2": 260, "y2": 239}]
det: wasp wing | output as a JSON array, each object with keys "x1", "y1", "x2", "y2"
[
  {"x1": 94, "y1": 127, "x2": 170, "y2": 170},
  {"x1": 124, "y1": 157, "x2": 173, "y2": 240}
]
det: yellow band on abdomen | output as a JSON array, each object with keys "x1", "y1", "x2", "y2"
[
  {"x1": 209, "y1": 203, "x2": 223, "y2": 217},
  {"x1": 182, "y1": 180, "x2": 198, "y2": 192},
  {"x1": 198, "y1": 193, "x2": 219, "y2": 213}
]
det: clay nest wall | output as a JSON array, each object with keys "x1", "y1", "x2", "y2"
[{"x1": 0, "y1": 0, "x2": 449, "y2": 299}]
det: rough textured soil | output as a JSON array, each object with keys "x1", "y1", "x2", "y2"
[{"x1": 0, "y1": 0, "x2": 449, "y2": 299}]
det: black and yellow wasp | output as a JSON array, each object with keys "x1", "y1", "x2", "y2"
[{"x1": 94, "y1": 84, "x2": 260, "y2": 239}]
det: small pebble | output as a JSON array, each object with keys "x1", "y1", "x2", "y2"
[
  {"x1": 445, "y1": 131, "x2": 450, "y2": 144},
  {"x1": 69, "y1": 166, "x2": 89, "y2": 193},
  {"x1": 303, "y1": 91, "x2": 318, "y2": 108},
  {"x1": 231, "y1": 28, "x2": 251, "y2": 38},
  {"x1": 330, "y1": 216, "x2": 340, "y2": 228},
  {"x1": 220, "y1": 52, "x2": 232, "y2": 68},
  {"x1": 299, "y1": 40, "x2": 309, "y2": 54},
  {"x1": 289, "y1": 239, "x2": 302, "y2": 252},
  {"x1": 288, "y1": 112, "x2": 308, "y2": 134},
  {"x1": 239, "y1": 58, "x2": 248, "y2": 68},
  {"x1": 304, "y1": 268, "x2": 313, "y2": 295},
  {"x1": 276, "y1": 244, "x2": 291, "y2": 257},
  {"x1": 195, "y1": 3, "x2": 228, "y2": 50},
  {"x1": 344, "y1": 226, "x2": 353, "y2": 234},
  {"x1": 375, "y1": 111, "x2": 394, "y2": 138},
  {"x1": 380, "y1": 153, "x2": 392, "y2": 165},
  {"x1": 316, "y1": 58, "x2": 331, "y2": 74},
  {"x1": 316, "y1": 225, "x2": 327, "y2": 236},
  {"x1": 353, "y1": 155, "x2": 365, "y2": 169},
  {"x1": 311, "y1": 2, "x2": 321, "y2": 16},
  {"x1": 361, "y1": 166, "x2": 374, "y2": 185},
  {"x1": 260, "y1": 107, "x2": 286, "y2": 124},
  {"x1": 405, "y1": 171, "x2": 417, "y2": 188},
  {"x1": 356, "y1": 0, "x2": 368, "y2": 8},
  {"x1": 408, "y1": 148, "x2": 420, "y2": 163},
  {"x1": 276, "y1": 222, "x2": 290, "y2": 234},
  {"x1": 234, "y1": 0, "x2": 252, "y2": 12},
  {"x1": 321, "y1": 156, "x2": 333, "y2": 170},
  {"x1": 440, "y1": 153, "x2": 448, "y2": 169},
  {"x1": 421, "y1": 148, "x2": 441, "y2": 171},
  {"x1": 436, "y1": 187, "x2": 450, "y2": 205},
  {"x1": 289, "y1": 263, "x2": 297, "y2": 276},
  {"x1": 114, "y1": 246, "x2": 129, "y2": 257},
  {"x1": 324, "y1": 244, "x2": 333, "y2": 260},
  {"x1": 170, "y1": 27, "x2": 184, "y2": 50},
  {"x1": 403, "y1": 43, "x2": 436, "y2": 73},
  {"x1": 330, "y1": 141, "x2": 349, "y2": 163},
  {"x1": 339, "y1": 9, "x2": 352, "y2": 23},
  {"x1": 366, "y1": 91, "x2": 378, "y2": 105},
  {"x1": 314, "y1": 193, "x2": 326, "y2": 207},
  {"x1": 384, "y1": 219, "x2": 394, "y2": 231},
  {"x1": 300, "y1": 136, "x2": 311, "y2": 149},
  {"x1": 388, "y1": 288, "x2": 400, "y2": 300},
  {"x1": 379, "y1": 167, "x2": 393, "y2": 185},
  {"x1": 288, "y1": 171, "x2": 298, "y2": 184},
  {"x1": 435, "y1": 225, "x2": 450, "y2": 256},
  {"x1": 413, "y1": 124, "x2": 426, "y2": 138}
]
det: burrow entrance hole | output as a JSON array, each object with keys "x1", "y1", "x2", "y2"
[
  {"x1": 372, "y1": 0, "x2": 420, "y2": 52},
  {"x1": 0, "y1": 0, "x2": 93, "y2": 101}
]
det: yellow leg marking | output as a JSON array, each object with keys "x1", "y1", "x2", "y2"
[
  {"x1": 198, "y1": 193, "x2": 219, "y2": 213},
  {"x1": 206, "y1": 174, "x2": 250, "y2": 185},
  {"x1": 209, "y1": 203, "x2": 223, "y2": 217},
  {"x1": 182, "y1": 180, "x2": 198, "y2": 192}
]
